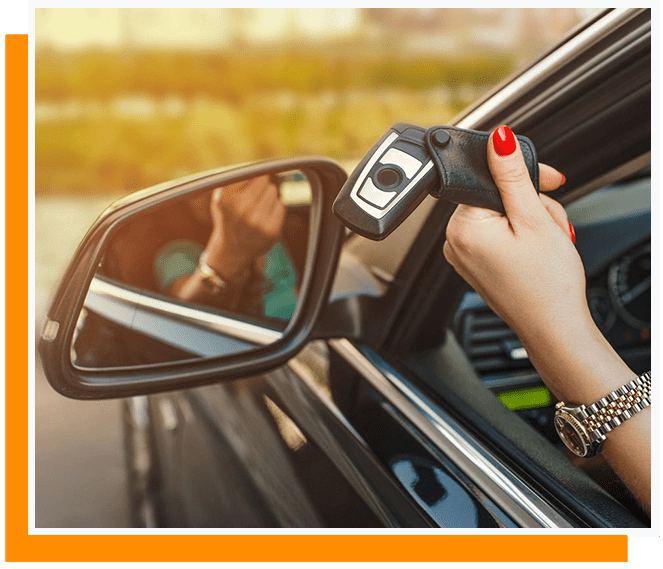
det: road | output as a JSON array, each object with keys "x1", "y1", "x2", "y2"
[
  {"x1": 35, "y1": 358, "x2": 130, "y2": 527},
  {"x1": 35, "y1": 194, "x2": 130, "y2": 527}
]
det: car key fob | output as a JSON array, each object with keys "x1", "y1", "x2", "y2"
[
  {"x1": 332, "y1": 123, "x2": 436, "y2": 240},
  {"x1": 333, "y1": 122, "x2": 539, "y2": 240}
]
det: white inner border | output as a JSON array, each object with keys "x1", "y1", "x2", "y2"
[{"x1": 27, "y1": 0, "x2": 661, "y2": 537}]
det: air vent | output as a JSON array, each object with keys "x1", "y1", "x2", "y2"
[
  {"x1": 454, "y1": 293, "x2": 535, "y2": 378},
  {"x1": 455, "y1": 292, "x2": 557, "y2": 442}
]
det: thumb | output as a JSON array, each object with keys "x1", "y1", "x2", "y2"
[
  {"x1": 488, "y1": 125, "x2": 544, "y2": 227},
  {"x1": 210, "y1": 187, "x2": 225, "y2": 226}
]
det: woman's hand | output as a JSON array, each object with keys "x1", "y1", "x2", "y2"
[
  {"x1": 444, "y1": 127, "x2": 650, "y2": 513},
  {"x1": 443, "y1": 125, "x2": 588, "y2": 342},
  {"x1": 205, "y1": 175, "x2": 285, "y2": 281}
]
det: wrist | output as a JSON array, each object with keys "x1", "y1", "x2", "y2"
[
  {"x1": 554, "y1": 370, "x2": 650, "y2": 459},
  {"x1": 205, "y1": 254, "x2": 250, "y2": 283},
  {"x1": 519, "y1": 313, "x2": 634, "y2": 404},
  {"x1": 203, "y1": 233, "x2": 252, "y2": 283},
  {"x1": 198, "y1": 250, "x2": 252, "y2": 293}
]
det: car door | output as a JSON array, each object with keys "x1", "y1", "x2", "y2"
[{"x1": 137, "y1": 8, "x2": 650, "y2": 528}]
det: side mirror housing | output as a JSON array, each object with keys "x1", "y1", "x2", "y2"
[{"x1": 39, "y1": 157, "x2": 346, "y2": 399}]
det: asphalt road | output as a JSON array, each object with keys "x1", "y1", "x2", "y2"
[
  {"x1": 35, "y1": 194, "x2": 130, "y2": 527},
  {"x1": 35, "y1": 356, "x2": 130, "y2": 528}
]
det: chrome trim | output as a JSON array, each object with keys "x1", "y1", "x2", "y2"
[
  {"x1": 381, "y1": 147, "x2": 423, "y2": 178},
  {"x1": 329, "y1": 338, "x2": 576, "y2": 528},
  {"x1": 457, "y1": 9, "x2": 639, "y2": 129},
  {"x1": 87, "y1": 276, "x2": 281, "y2": 346},
  {"x1": 361, "y1": 10, "x2": 645, "y2": 279},
  {"x1": 284, "y1": 346, "x2": 411, "y2": 527},
  {"x1": 354, "y1": 160, "x2": 434, "y2": 220},
  {"x1": 510, "y1": 347, "x2": 529, "y2": 361},
  {"x1": 287, "y1": 342, "x2": 516, "y2": 528}
]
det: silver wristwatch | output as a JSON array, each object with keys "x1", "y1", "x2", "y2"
[
  {"x1": 197, "y1": 252, "x2": 252, "y2": 295},
  {"x1": 197, "y1": 251, "x2": 230, "y2": 294},
  {"x1": 554, "y1": 371, "x2": 651, "y2": 458}
]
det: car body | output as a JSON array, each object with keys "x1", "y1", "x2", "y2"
[{"x1": 41, "y1": 8, "x2": 651, "y2": 528}]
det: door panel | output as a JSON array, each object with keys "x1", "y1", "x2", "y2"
[
  {"x1": 149, "y1": 343, "x2": 432, "y2": 527},
  {"x1": 149, "y1": 326, "x2": 541, "y2": 528},
  {"x1": 149, "y1": 390, "x2": 281, "y2": 527}
]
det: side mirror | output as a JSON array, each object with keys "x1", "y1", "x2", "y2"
[{"x1": 39, "y1": 158, "x2": 346, "y2": 399}]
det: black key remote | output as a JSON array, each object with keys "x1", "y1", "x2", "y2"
[
  {"x1": 334, "y1": 122, "x2": 541, "y2": 240},
  {"x1": 332, "y1": 123, "x2": 436, "y2": 241}
]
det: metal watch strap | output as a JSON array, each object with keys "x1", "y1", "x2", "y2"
[
  {"x1": 555, "y1": 371, "x2": 651, "y2": 457},
  {"x1": 583, "y1": 371, "x2": 651, "y2": 438},
  {"x1": 197, "y1": 251, "x2": 229, "y2": 294},
  {"x1": 198, "y1": 251, "x2": 253, "y2": 296}
]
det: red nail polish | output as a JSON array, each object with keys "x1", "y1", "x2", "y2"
[
  {"x1": 560, "y1": 173, "x2": 566, "y2": 185},
  {"x1": 493, "y1": 125, "x2": 517, "y2": 156},
  {"x1": 569, "y1": 222, "x2": 576, "y2": 244}
]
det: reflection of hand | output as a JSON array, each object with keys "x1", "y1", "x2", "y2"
[
  {"x1": 443, "y1": 125, "x2": 580, "y2": 342},
  {"x1": 204, "y1": 175, "x2": 285, "y2": 281}
]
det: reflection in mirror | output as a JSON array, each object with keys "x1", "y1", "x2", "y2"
[{"x1": 71, "y1": 170, "x2": 313, "y2": 369}]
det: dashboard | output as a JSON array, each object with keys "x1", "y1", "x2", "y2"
[{"x1": 587, "y1": 238, "x2": 650, "y2": 367}]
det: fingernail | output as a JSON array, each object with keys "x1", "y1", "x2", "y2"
[
  {"x1": 569, "y1": 222, "x2": 576, "y2": 244},
  {"x1": 560, "y1": 173, "x2": 566, "y2": 185},
  {"x1": 493, "y1": 125, "x2": 517, "y2": 156}
]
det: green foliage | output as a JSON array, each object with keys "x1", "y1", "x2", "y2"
[
  {"x1": 36, "y1": 47, "x2": 514, "y2": 101},
  {"x1": 35, "y1": 47, "x2": 515, "y2": 194}
]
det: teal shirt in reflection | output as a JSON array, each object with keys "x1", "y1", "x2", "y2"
[
  {"x1": 154, "y1": 240, "x2": 297, "y2": 320},
  {"x1": 262, "y1": 242, "x2": 298, "y2": 320},
  {"x1": 153, "y1": 240, "x2": 204, "y2": 292}
]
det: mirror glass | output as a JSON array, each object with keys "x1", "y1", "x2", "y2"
[{"x1": 71, "y1": 170, "x2": 313, "y2": 369}]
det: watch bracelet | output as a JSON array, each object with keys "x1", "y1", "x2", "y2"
[
  {"x1": 582, "y1": 371, "x2": 651, "y2": 441},
  {"x1": 198, "y1": 251, "x2": 252, "y2": 293}
]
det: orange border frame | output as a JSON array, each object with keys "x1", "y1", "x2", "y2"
[{"x1": 7, "y1": 32, "x2": 629, "y2": 562}]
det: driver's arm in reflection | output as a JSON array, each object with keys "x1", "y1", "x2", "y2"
[
  {"x1": 443, "y1": 125, "x2": 651, "y2": 515},
  {"x1": 153, "y1": 175, "x2": 297, "y2": 319}
]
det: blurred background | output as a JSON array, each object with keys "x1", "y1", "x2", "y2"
[
  {"x1": 34, "y1": 8, "x2": 596, "y2": 527},
  {"x1": 36, "y1": 8, "x2": 590, "y2": 195}
]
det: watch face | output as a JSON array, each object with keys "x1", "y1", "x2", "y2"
[{"x1": 554, "y1": 412, "x2": 589, "y2": 457}]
